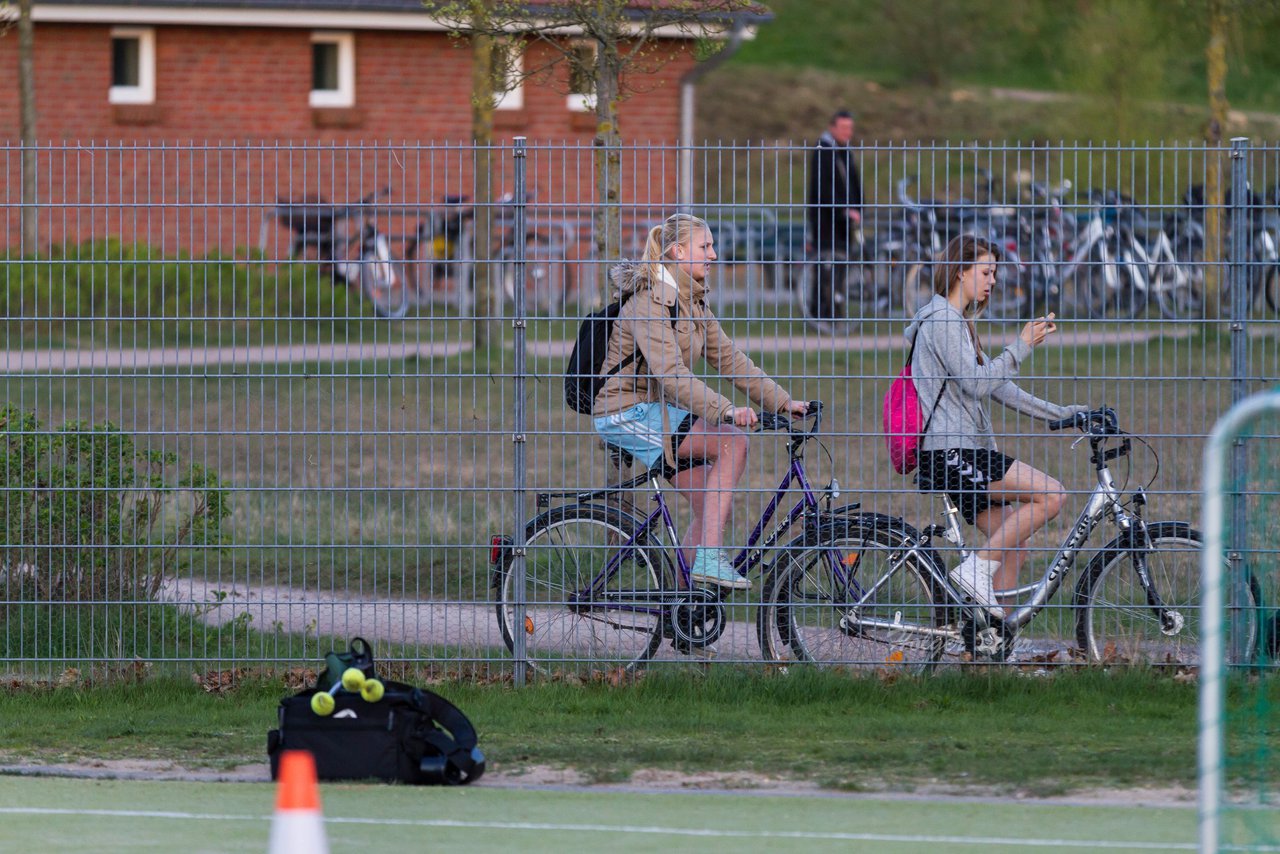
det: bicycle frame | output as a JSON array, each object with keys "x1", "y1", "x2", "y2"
[
  {"x1": 935, "y1": 472, "x2": 1137, "y2": 632},
  {"x1": 895, "y1": 423, "x2": 1156, "y2": 639},
  {"x1": 569, "y1": 412, "x2": 849, "y2": 612}
]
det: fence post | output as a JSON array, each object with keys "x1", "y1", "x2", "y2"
[
  {"x1": 510, "y1": 136, "x2": 530, "y2": 687},
  {"x1": 1227, "y1": 136, "x2": 1251, "y2": 665}
]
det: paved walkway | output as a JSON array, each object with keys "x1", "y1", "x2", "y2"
[
  {"x1": 3, "y1": 327, "x2": 1196, "y2": 372},
  {"x1": 156, "y1": 576, "x2": 1071, "y2": 667},
  {"x1": 157, "y1": 576, "x2": 764, "y2": 663},
  {"x1": 1, "y1": 341, "x2": 470, "y2": 373}
]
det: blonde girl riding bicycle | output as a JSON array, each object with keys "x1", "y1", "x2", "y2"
[
  {"x1": 908, "y1": 234, "x2": 1087, "y2": 617},
  {"x1": 592, "y1": 213, "x2": 810, "y2": 590}
]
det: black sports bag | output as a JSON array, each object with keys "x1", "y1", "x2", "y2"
[{"x1": 267, "y1": 638, "x2": 485, "y2": 785}]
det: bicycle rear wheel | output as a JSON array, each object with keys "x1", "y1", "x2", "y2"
[
  {"x1": 495, "y1": 504, "x2": 669, "y2": 675},
  {"x1": 758, "y1": 515, "x2": 955, "y2": 672},
  {"x1": 1074, "y1": 521, "x2": 1258, "y2": 666}
]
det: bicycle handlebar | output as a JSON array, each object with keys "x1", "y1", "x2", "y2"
[
  {"x1": 725, "y1": 400, "x2": 824, "y2": 434},
  {"x1": 1048, "y1": 406, "x2": 1120, "y2": 435}
]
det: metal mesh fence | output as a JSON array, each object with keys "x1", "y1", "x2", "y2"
[{"x1": 2, "y1": 139, "x2": 1278, "y2": 680}]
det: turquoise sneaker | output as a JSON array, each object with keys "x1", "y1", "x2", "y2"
[{"x1": 690, "y1": 548, "x2": 751, "y2": 590}]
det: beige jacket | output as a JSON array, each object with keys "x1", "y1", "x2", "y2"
[{"x1": 592, "y1": 261, "x2": 795, "y2": 428}]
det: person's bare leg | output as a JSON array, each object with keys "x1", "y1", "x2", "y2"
[
  {"x1": 668, "y1": 464, "x2": 709, "y2": 565},
  {"x1": 670, "y1": 421, "x2": 749, "y2": 551},
  {"x1": 974, "y1": 462, "x2": 1066, "y2": 591}
]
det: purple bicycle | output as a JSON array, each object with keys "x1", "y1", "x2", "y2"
[{"x1": 489, "y1": 401, "x2": 885, "y2": 674}]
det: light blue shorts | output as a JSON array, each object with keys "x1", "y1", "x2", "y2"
[{"x1": 593, "y1": 403, "x2": 694, "y2": 469}]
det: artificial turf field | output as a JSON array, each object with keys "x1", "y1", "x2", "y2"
[{"x1": 3, "y1": 774, "x2": 1261, "y2": 853}]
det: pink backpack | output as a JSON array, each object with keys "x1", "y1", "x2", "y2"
[{"x1": 882, "y1": 334, "x2": 948, "y2": 475}]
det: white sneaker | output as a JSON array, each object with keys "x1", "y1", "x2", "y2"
[{"x1": 948, "y1": 555, "x2": 1005, "y2": 619}]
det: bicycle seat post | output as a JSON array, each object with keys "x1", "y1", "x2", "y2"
[{"x1": 940, "y1": 495, "x2": 967, "y2": 550}]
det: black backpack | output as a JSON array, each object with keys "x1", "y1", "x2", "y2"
[{"x1": 564, "y1": 297, "x2": 678, "y2": 414}]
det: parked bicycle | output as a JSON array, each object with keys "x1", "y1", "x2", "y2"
[
  {"x1": 1056, "y1": 191, "x2": 1201, "y2": 320},
  {"x1": 489, "y1": 402, "x2": 852, "y2": 674},
  {"x1": 403, "y1": 194, "x2": 475, "y2": 312},
  {"x1": 494, "y1": 192, "x2": 574, "y2": 313},
  {"x1": 894, "y1": 176, "x2": 1029, "y2": 322},
  {"x1": 757, "y1": 406, "x2": 1259, "y2": 669},
  {"x1": 1177, "y1": 184, "x2": 1280, "y2": 318},
  {"x1": 274, "y1": 187, "x2": 403, "y2": 317}
]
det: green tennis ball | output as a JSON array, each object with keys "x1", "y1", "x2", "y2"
[
  {"x1": 341, "y1": 667, "x2": 366, "y2": 692},
  {"x1": 310, "y1": 691, "x2": 335, "y2": 717},
  {"x1": 360, "y1": 678, "x2": 385, "y2": 703}
]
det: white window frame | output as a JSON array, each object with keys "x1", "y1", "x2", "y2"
[
  {"x1": 566, "y1": 42, "x2": 596, "y2": 113},
  {"x1": 108, "y1": 26, "x2": 156, "y2": 105},
  {"x1": 309, "y1": 31, "x2": 355, "y2": 108},
  {"x1": 494, "y1": 44, "x2": 524, "y2": 111}
]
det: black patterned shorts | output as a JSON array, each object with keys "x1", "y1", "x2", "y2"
[{"x1": 917, "y1": 448, "x2": 1015, "y2": 525}]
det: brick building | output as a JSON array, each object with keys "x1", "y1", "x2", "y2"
[{"x1": 0, "y1": 1, "x2": 768, "y2": 254}]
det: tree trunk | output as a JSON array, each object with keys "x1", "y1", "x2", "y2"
[
  {"x1": 592, "y1": 35, "x2": 623, "y2": 301},
  {"x1": 1203, "y1": 0, "x2": 1230, "y2": 320},
  {"x1": 18, "y1": 0, "x2": 38, "y2": 253},
  {"x1": 470, "y1": 19, "x2": 497, "y2": 351}
]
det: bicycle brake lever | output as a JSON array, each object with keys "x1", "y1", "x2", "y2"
[{"x1": 1071, "y1": 435, "x2": 1087, "y2": 450}]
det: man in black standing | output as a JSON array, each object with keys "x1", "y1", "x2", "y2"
[
  {"x1": 804, "y1": 110, "x2": 863, "y2": 321},
  {"x1": 807, "y1": 110, "x2": 862, "y2": 257}
]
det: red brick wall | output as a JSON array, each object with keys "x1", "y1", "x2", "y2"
[{"x1": 0, "y1": 23, "x2": 697, "y2": 254}]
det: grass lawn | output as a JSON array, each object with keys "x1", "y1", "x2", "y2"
[{"x1": 0, "y1": 667, "x2": 1273, "y2": 796}]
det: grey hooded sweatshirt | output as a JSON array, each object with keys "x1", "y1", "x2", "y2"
[{"x1": 905, "y1": 294, "x2": 1078, "y2": 453}]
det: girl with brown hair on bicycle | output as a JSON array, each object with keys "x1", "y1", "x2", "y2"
[{"x1": 906, "y1": 234, "x2": 1087, "y2": 617}]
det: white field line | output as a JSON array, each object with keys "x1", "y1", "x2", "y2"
[{"x1": 0, "y1": 806, "x2": 1220, "y2": 850}]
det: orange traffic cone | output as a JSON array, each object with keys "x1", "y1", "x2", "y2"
[{"x1": 268, "y1": 750, "x2": 329, "y2": 854}]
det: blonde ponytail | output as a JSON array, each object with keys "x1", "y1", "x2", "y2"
[{"x1": 641, "y1": 224, "x2": 665, "y2": 282}]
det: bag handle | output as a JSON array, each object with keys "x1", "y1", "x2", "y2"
[
  {"x1": 404, "y1": 685, "x2": 486, "y2": 784},
  {"x1": 317, "y1": 636, "x2": 376, "y2": 689}
]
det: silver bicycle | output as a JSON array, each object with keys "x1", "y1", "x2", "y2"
[{"x1": 758, "y1": 406, "x2": 1261, "y2": 669}]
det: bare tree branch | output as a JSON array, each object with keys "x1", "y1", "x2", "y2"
[{"x1": 423, "y1": 0, "x2": 758, "y2": 294}]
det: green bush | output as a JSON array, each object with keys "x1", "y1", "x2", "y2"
[
  {"x1": 0, "y1": 404, "x2": 230, "y2": 605},
  {"x1": 1, "y1": 239, "x2": 361, "y2": 323}
]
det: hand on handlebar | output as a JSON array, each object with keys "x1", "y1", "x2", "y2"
[
  {"x1": 1048, "y1": 406, "x2": 1118, "y2": 434},
  {"x1": 724, "y1": 401, "x2": 823, "y2": 432}
]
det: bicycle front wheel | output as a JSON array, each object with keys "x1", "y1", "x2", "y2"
[
  {"x1": 1074, "y1": 522, "x2": 1259, "y2": 666},
  {"x1": 758, "y1": 516, "x2": 954, "y2": 671},
  {"x1": 495, "y1": 504, "x2": 669, "y2": 676},
  {"x1": 1152, "y1": 263, "x2": 1203, "y2": 319},
  {"x1": 360, "y1": 262, "x2": 410, "y2": 318}
]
